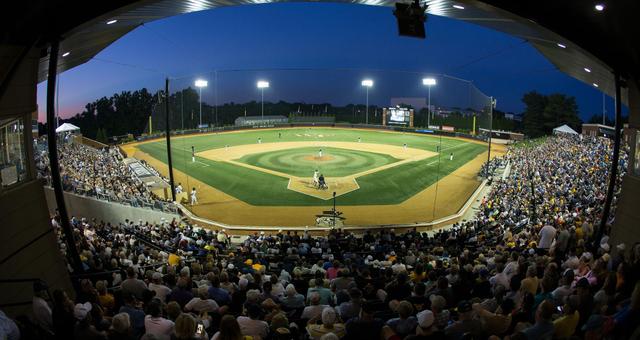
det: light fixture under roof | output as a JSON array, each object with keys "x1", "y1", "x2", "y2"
[
  {"x1": 452, "y1": 4, "x2": 465, "y2": 10},
  {"x1": 107, "y1": 19, "x2": 118, "y2": 25},
  {"x1": 595, "y1": 4, "x2": 605, "y2": 11},
  {"x1": 593, "y1": 83, "x2": 599, "y2": 88},
  {"x1": 584, "y1": 67, "x2": 592, "y2": 73},
  {"x1": 557, "y1": 43, "x2": 566, "y2": 49},
  {"x1": 62, "y1": 52, "x2": 70, "y2": 57}
]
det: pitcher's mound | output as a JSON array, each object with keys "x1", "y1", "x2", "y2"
[{"x1": 303, "y1": 155, "x2": 334, "y2": 162}]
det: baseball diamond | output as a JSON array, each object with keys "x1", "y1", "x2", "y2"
[{"x1": 122, "y1": 127, "x2": 499, "y2": 226}]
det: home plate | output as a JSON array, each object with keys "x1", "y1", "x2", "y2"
[{"x1": 287, "y1": 177, "x2": 360, "y2": 200}]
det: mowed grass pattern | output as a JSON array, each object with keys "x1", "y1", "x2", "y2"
[
  {"x1": 137, "y1": 128, "x2": 486, "y2": 205},
  {"x1": 238, "y1": 147, "x2": 400, "y2": 177}
]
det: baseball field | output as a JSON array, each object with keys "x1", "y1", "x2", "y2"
[{"x1": 121, "y1": 127, "x2": 502, "y2": 227}]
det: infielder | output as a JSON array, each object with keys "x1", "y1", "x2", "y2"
[
  {"x1": 318, "y1": 149, "x2": 323, "y2": 158},
  {"x1": 191, "y1": 146, "x2": 195, "y2": 162},
  {"x1": 190, "y1": 187, "x2": 198, "y2": 205}
]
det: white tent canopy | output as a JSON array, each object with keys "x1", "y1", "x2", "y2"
[
  {"x1": 553, "y1": 124, "x2": 578, "y2": 135},
  {"x1": 55, "y1": 123, "x2": 80, "y2": 133}
]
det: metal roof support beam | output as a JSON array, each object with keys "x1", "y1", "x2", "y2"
[
  {"x1": 165, "y1": 77, "x2": 176, "y2": 202},
  {"x1": 46, "y1": 39, "x2": 83, "y2": 273},
  {"x1": 597, "y1": 71, "x2": 624, "y2": 246}
]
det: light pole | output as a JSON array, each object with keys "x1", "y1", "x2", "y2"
[
  {"x1": 361, "y1": 79, "x2": 373, "y2": 124},
  {"x1": 422, "y1": 78, "x2": 436, "y2": 127},
  {"x1": 195, "y1": 79, "x2": 208, "y2": 127},
  {"x1": 257, "y1": 80, "x2": 269, "y2": 119}
]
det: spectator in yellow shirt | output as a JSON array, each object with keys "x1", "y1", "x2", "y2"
[{"x1": 554, "y1": 295, "x2": 580, "y2": 338}]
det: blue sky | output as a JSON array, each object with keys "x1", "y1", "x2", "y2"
[{"x1": 38, "y1": 2, "x2": 613, "y2": 122}]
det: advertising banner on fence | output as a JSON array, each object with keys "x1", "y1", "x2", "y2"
[
  {"x1": 428, "y1": 125, "x2": 440, "y2": 130},
  {"x1": 441, "y1": 125, "x2": 455, "y2": 132}
]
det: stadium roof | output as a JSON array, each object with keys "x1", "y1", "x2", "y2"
[{"x1": 2, "y1": 0, "x2": 638, "y2": 106}]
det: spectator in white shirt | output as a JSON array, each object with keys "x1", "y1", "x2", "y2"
[
  {"x1": 538, "y1": 224, "x2": 557, "y2": 251},
  {"x1": 32, "y1": 280, "x2": 53, "y2": 334},
  {"x1": 301, "y1": 293, "x2": 329, "y2": 320},
  {"x1": 148, "y1": 272, "x2": 172, "y2": 303},
  {"x1": 185, "y1": 286, "x2": 220, "y2": 313},
  {"x1": 237, "y1": 304, "x2": 269, "y2": 339}
]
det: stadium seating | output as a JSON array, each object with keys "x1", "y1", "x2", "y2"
[{"x1": 12, "y1": 134, "x2": 640, "y2": 340}]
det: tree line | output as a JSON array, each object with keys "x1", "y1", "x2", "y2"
[{"x1": 41, "y1": 87, "x2": 591, "y2": 141}]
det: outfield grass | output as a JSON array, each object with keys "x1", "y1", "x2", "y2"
[{"x1": 137, "y1": 128, "x2": 486, "y2": 205}]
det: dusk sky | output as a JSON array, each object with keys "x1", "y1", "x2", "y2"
[{"x1": 37, "y1": 2, "x2": 614, "y2": 122}]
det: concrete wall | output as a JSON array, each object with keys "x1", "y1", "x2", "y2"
[
  {"x1": 610, "y1": 78, "x2": 640, "y2": 253},
  {"x1": 43, "y1": 187, "x2": 180, "y2": 225},
  {"x1": 0, "y1": 179, "x2": 73, "y2": 318}
]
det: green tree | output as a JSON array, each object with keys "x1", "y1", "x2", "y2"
[
  {"x1": 522, "y1": 91, "x2": 547, "y2": 137},
  {"x1": 95, "y1": 128, "x2": 108, "y2": 143}
]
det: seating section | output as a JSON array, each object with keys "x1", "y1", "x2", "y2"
[{"x1": 12, "y1": 135, "x2": 639, "y2": 340}]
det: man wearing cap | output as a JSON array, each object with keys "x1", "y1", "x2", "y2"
[
  {"x1": 344, "y1": 300, "x2": 385, "y2": 340},
  {"x1": 444, "y1": 300, "x2": 482, "y2": 340},
  {"x1": 237, "y1": 303, "x2": 269, "y2": 339},
  {"x1": 472, "y1": 299, "x2": 514, "y2": 336},
  {"x1": 405, "y1": 309, "x2": 446, "y2": 340},
  {"x1": 429, "y1": 295, "x2": 450, "y2": 330},
  {"x1": 148, "y1": 272, "x2": 171, "y2": 303},
  {"x1": 302, "y1": 292, "x2": 330, "y2": 320},
  {"x1": 307, "y1": 307, "x2": 345, "y2": 339},
  {"x1": 32, "y1": 280, "x2": 53, "y2": 334},
  {"x1": 185, "y1": 285, "x2": 220, "y2": 313},
  {"x1": 73, "y1": 302, "x2": 107, "y2": 339}
]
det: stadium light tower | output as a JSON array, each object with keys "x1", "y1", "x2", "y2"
[
  {"x1": 361, "y1": 79, "x2": 373, "y2": 124},
  {"x1": 257, "y1": 80, "x2": 269, "y2": 119},
  {"x1": 422, "y1": 77, "x2": 436, "y2": 127},
  {"x1": 195, "y1": 79, "x2": 208, "y2": 127}
]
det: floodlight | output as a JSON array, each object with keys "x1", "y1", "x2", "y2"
[
  {"x1": 452, "y1": 4, "x2": 465, "y2": 9},
  {"x1": 423, "y1": 78, "x2": 436, "y2": 86},
  {"x1": 361, "y1": 79, "x2": 373, "y2": 87},
  {"x1": 257, "y1": 81, "x2": 269, "y2": 89},
  {"x1": 584, "y1": 67, "x2": 591, "y2": 73},
  {"x1": 195, "y1": 79, "x2": 208, "y2": 88},
  {"x1": 595, "y1": 4, "x2": 604, "y2": 11},
  {"x1": 107, "y1": 20, "x2": 118, "y2": 25},
  {"x1": 557, "y1": 43, "x2": 566, "y2": 49},
  {"x1": 62, "y1": 52, "x2": 70, "y2": 57}
]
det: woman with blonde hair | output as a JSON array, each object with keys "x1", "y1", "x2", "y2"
[{"x1": 172, "y1": 313, "x2": 205, "y2": 340}]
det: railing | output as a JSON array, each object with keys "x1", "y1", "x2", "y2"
[{"x1": 39, "y1": 176, "x2": 179, "y2": 214}]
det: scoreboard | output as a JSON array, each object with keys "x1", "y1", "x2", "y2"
[{"x1": 383, "y1": 107, "x2": 414, "y2": 127}]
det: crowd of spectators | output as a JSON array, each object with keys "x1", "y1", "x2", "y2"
[
  {"x1": 4, "y1": 135, "x2": 638, "y2": 340},
  {"x1": 35, "y1": 140, "x2": 171, "y2": 209}
]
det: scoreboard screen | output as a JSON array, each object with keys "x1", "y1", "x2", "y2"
[{"x1": 387, "y1": 108, "x2": 410, "y2": 125}]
